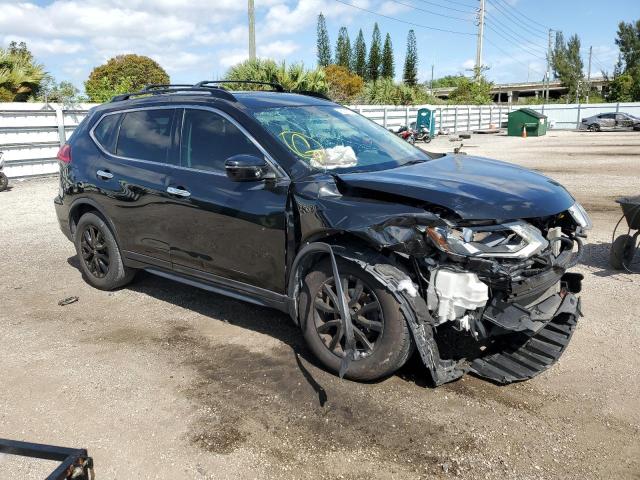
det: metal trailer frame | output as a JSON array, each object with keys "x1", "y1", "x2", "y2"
[{"x1": 0, "y1": 438, "x2": 93, "y2": 480}]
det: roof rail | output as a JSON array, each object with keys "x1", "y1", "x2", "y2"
[
  {"x1": 110, "y1": 85, "x2": 237, "y2": 103},
  {"x1": 194, "y1": 80, "x2": 285, "y2": 92}
]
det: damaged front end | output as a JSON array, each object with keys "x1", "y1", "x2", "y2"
[{"x1": 294, "y1": 177, "x2": 591, "y2": 385}]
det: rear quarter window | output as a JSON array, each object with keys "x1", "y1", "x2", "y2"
[
  {"x1": 93, "y1": 113, "x2": 121, "y2": 154},
  {"x1": 116, "y1": 109, "x2": 174, "y2": 163}
]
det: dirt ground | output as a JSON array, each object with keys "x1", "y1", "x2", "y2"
[{"x1": 1, "y1": 130, "x2": 639, "y2": 479}]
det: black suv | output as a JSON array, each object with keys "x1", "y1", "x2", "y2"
[{"x1": 55, "y1": 82, "x2": 591, "y2": 385}]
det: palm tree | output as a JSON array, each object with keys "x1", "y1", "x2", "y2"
[
  {"x1": 0, "y1": 42, "x2": 45, "y2": 101},
  {"x1": 225, "y1": 59, "x2": 327, "y2": 94}
]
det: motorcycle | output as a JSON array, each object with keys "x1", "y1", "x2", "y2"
[
  {"x1": 393, "y1": 125, "x2": 416, "y2": 144},
  {"x1": 414, "y1": 126, "x2": 432, "y2": 143},
  {"x1": 0, "y1": 152, "x2": 7, "y2": 192}
]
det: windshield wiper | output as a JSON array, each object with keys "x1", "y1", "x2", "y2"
[{"x1": 400, "y1": 159, "x2": 427, "y2": 167}]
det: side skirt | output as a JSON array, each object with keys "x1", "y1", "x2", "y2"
[{"x1": 123, "y1": 251, "x2": 290, "y2": 313}]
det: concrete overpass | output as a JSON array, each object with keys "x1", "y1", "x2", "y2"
[{"x1": 433, "y1": 77, "x2": 608, "y2": 103}]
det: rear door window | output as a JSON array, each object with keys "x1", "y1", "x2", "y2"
[
  {"x1": 180, "y1": 108, "x2": 262, "y2": 173},
  {"x1": 116, "y1": 109, "x2": 175, "y2": 163},
  {"x1": 93, "y1": 113, "x2": 121, "y2": 154}
]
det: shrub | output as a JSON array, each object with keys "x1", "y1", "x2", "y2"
[
  {"x1": 358, "y1": 78, "x2": 434, "y2": 105},
  {"x1": 448, "y1": 76, "x2": 493, "y2": 105},
  {"x1": 84, "y1": 54, "x2": 169, "y2": 102},
  {"x1": 325, "y1": 64, "x2": 363, "y2": 103}
]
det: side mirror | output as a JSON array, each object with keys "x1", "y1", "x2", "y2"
[{"x1": 224, "y1": 154, "x2": 274, "y2": 182}]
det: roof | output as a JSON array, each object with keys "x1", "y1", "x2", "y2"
[
  {"x1": 510, "y1": 108, "x2": 547, "y2": 119},
  {"x1": 96, "y1": 88, "x2": 335, "y2": 113}
]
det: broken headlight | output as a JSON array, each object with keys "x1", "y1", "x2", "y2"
[
  {"x1": 568, "y1": 202, "x2": 593, "y2": 230},
  {"x1": 426, "y1": 221, "x2": 549, "y2": 259}
]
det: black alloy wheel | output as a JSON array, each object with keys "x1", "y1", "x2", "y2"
[
  {"x1": 313, "y1": 274, "x2": 384, "y2": 359},
  {"x1": 80, "y1": 224, "x2": 110, "y2": 278}
]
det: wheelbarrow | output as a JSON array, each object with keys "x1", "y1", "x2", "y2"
[{"x1": 610, "y1": 196, "x2": 640, "y2": 272}]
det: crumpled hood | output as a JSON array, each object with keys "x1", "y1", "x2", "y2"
[{"x1": 336, "y1": 154, "x2": 576, "y2": 220}]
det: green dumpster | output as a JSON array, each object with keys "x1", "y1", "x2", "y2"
[{"x1": 507, "y1": 108, "x2": 548, "y2": 137}]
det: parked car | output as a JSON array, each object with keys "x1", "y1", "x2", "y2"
[
  {"x1": 581, "y1": 112, "x2": 640, "y2": 131},
  {"x1": 54, "y1": 82, "x2": 591, "y2": 385}
]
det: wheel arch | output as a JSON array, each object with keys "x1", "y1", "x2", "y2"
[
  {"x1": 286, "y1": 234, "x2": 400, "y2": 326},
  {"x1": 68, "y1": 198, "x2": 122, "y2": 248}
]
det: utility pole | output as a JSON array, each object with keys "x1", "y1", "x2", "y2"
[
  {"x1": 430, "y1": 64, "x2": 434, "y2": 93},
  {"x1": 545, "y1": 28, "x2": 553, "y2": 103},
  {"x1": 475, "y1": 0, "x2": 485, "y2": 83},
  {"x1": 586, "y1": 45, "x2": 593, "y2": 104},
  {"x1": 248, "y1": 0, "x2": 256, "y2": 61}
]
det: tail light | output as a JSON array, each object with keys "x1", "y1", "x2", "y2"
[{"x1": 57, "y1": 144, "x2": 72, "y2": 164}]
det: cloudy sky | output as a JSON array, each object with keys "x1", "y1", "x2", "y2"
[{"x1": 1, "y1": 0, "x2": 638, "y2": 91}]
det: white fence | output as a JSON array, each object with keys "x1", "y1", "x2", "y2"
[
  {"x1": 0, "y1": 102, "x2": 95, "y2": 178},
  {"x1": 2, "y1": 101, "x2": 640, "y2": 178},
  {"x1": 349, "y1": 102, "x2": 640, "y2": 132}
]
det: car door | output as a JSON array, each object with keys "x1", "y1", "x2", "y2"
[
  {"x1": 164, "y1": 107, "x2": 290, "y2": 294},
  {"x1": 600, "y1": 113, "x2": 616, "y2": 129},
  {"x1": 90, "y1": 107, "x2": 179, "y2": 268},
  {"x1": 616, "y1": 113, "x2": 633, "y2": 129}
]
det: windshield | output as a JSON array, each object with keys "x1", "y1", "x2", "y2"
[{"x1": 251, "y1": 105, "x2": 432, "y2": 173}]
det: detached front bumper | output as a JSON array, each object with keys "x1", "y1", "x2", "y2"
[
  {"x1": 482, "y1": 273, "x2": 583, "y2": 336},
  {"x1": 469, "y1": 272, "x2": 583, "y2": 384}
]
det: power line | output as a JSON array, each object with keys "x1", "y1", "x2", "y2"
[
  {"x1": 484, "y1": 23, "x2": 547, "y2": 60},
  {"x1": 484, "y1": 36, "x2": 545, "y2": 76},
  {"x1": 485, "y1": 9, "x2": 547, "y2": 43},
  {"x1": 591, "y1": 53, "x2": 610, "y2": 73},
  {"x1": 332, "y1": 0, "x2": 476, "y2": 35},
  {"x1": 484, "y1": 19, "x2": 548, "y2": 56},
  {"x1": 445, "y1": 0, "x2": 479, "y2": 9},
  {"x1": 411, "y1": 0, "x2": 476, "y2": 15},
  {"x1": 492, "y1": 0, "x2": 551, "y2": 32},
  {"x1": 388, "y1": 0, "x2": 474, "y2": 22},
  {"x1": 486, "y1": 0, "x2": 548, "y2": 37}
]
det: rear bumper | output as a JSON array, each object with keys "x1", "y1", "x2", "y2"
[{"x1": 54, "y1": 195, "x2": 72, "y2": 242}]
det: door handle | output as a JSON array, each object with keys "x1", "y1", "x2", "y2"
[
  {"x1": 96, "y1": 169, "x2": 113, "y2": 180},
  {"x1": 167, "y1": 186, "x2": 191, "y2": 197}
]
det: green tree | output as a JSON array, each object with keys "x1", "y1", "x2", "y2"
[
  {"x1": 448, "y1": 75, "x2": 493, "y2": 104},
  {"x1": 381, "y1": 33, "x2": 394, "y2": 79},
  {"x1": 316, "y1": 13, "x2": 332, "y2": 67},
  {"x1": 37, "y1": 75, "x2": 86, "y2": 105},
  {"x1": 85, "y1": 54, "x2": 169, "y2": 102},
  {"x1": 225, "y1": 58, "x2": 327, "y2": 94},
  {"x1": 403, "y1": 29, "x2": 418, "y2": 86},
  {"x1": 335, "y1": 27, "x2": 351, "y2": 70},
  {"x1": 352, "y1": 29, "x2": 367, "y2": 79},
  {"x1": 0, "y1": 41, "x2": 46, "y2": 102},
  {"x1": 552, "y1": 32, "x2": 584, "y2": 97},
  {"x1": 368, "y1": 23, "x2": 382, "y2": 81},
  {"x1": 610, "y1": 19, "x2": 640, "y2": 101}
]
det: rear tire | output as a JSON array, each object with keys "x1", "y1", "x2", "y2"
[
  {"x1": 74, "y1": 212, "x2": 135, "y2": 290},
  {"x1": 0, "y1": 172, "x2": 7, "y2": 192},
  {"x1": 298, "y1": 259, "x2": 413, "y2": 381}
]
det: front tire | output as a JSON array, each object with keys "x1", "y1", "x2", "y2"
[
  {"x1": 298, "y1": 259, "x2": 413, "y2": 381},
  {"x1": 0, "y1": 172, "x2": 7, "y2": 192},
  {"x1": 74, "y1": 212, "x2": 135, "y2": 290}
]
